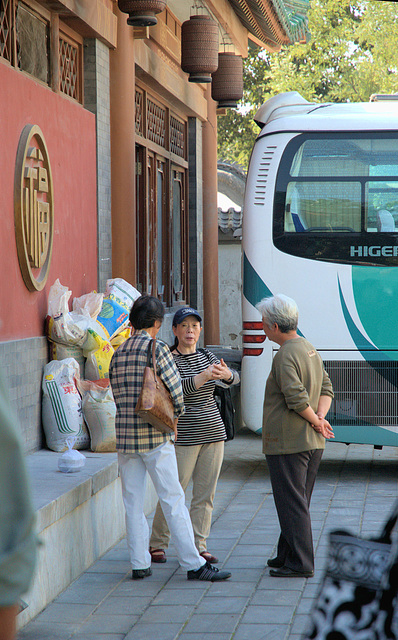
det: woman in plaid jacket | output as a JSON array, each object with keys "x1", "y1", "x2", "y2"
[{"x1": 109, "y1": 295, "x2": 231, "y2": 582}]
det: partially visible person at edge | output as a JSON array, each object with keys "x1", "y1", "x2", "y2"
[
  {"x1": 149, "y1": 307, "x2": 239, "y2": 565},
  {"x1": 257, "y1": 294, "x2": 334, "y2": 579},
  {"x1": 0, "y1": 371, "x2": 37, "y2": 640},
  {"x1": 109, "y1": 295, "x2": 231, "y2": 582}
]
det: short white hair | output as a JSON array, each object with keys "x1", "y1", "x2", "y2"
[{"x1": 256, "y1": 294, "x2": 298, "y2": 333}]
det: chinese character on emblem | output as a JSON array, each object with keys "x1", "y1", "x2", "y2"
[{"x1": 15, "y1": 124, "x2": 54, "y2": 291}]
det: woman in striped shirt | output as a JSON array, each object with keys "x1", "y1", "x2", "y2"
[{"x1": 149, "y1": 306, "x2": 239, "y2": 564}]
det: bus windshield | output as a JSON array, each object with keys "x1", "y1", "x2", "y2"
[{"x1": 274, "y1": 133, "x2": 398, "y2": 265}]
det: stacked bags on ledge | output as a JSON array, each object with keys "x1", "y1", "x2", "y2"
[{"x1": 42, "y1": 278, "x2": 140, "y2": 455}]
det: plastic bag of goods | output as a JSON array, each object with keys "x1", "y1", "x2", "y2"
[
  {"x1": 77, "y1": 379, "x2": 116, "y2": 452},
  {"x1": 58, "y1": 436, "x2": 86, "y2": 473},
  {"x1": 46, "y1": 311, "x2": 107, "y2": 347},
  {"x1": 96, "y1": 278, "x2": 140, "y2": 341},
  {"x1": 47, "y1": 279, "x2": 71, "y2": 318},
  {"x1": 83, "y1": 329, "x2": 114, "y2": 380},
  {"x1": 42, "y1": 358, "x2": 90, "y2": 452},
  {"x1": 46, "y1": 280, "x2": 107, "y2": 347},
  {"x1": 72, "y1": 292, "x2": 104, "y2": 320}
]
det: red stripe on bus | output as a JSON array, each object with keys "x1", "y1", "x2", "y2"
[
  {"x1": 243, "y1": 321, "x2": 263, "y2": 330},
  {"x1": 243, "y1": 347, "x2": 263, "y2": 356},
  {"x1": 244, "y1": 335, "x2": 265, "y2": 343}
]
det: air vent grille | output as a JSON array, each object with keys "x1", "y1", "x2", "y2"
[
  {"x1": 254, "y1": 146, "x2": 276, "y2": 206},
  {"x1": 324, "y1": 360, "x2": 398, "y2": 426}
]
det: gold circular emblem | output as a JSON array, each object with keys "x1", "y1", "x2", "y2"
[{"x1": 14, "y1": 124, "x2": 54, "y2": 291}]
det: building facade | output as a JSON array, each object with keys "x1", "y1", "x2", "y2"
[{"x1": 0, "y1": 0, "x2": 310, "y2": 454}]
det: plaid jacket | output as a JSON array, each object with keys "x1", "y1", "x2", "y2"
[{"x1": 109, "y1": 330, "x2": 185, "y2": 453}]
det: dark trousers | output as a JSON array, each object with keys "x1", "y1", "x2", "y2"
[{"x1": 266, "y1": 449, "x2": 323, "y2": 573}]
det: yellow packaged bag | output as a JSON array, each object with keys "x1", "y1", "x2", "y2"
[{"x1": 83, "y1": 329, "x2": 114, "y2": 380}]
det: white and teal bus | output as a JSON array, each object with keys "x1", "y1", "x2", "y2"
[{"x1": 241, "y1": 92, "x2": 398, "y2": 447}]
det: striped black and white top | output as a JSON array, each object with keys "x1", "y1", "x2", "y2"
[{"x1": 172, "y1": 348, "x2": 239, "y2": 446}]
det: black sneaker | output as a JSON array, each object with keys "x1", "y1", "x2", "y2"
[
  {"x1": 187, "y1": 561, "x2": 231, "y2": 582},
  {"x1": 132, "y1": 567, "x2": 152, "y2": 580}
]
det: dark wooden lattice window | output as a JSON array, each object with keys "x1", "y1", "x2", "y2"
[
  {"x1": 135, "y1": 88, "x2": 144, "y2": 136},
  {"x1": 135, "y1": 85, "x2": 189, "y2": 305},
  {"x1": 16, "y1": 3, "x2": 49, "y2": 84},
  {"x1": 0, "y1": 3, "x2": 83, "y2": 105},
  {"x1": 170, "y1": 115, "x2": 185, "y2": 158},
  {"x1": 0, "y1": 0, "x2": 13, "y2": 62},
  {"x1": 147, "y1": 98, "x2": 166, "y2": 147},
  {"x1": 59, "y1": 30, "x2": 81, "y2": 101}
]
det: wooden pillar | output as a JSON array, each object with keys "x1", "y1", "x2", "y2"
[
  {"x1": 50, "y1": 14, "x2": 59, "y2": 94},
  {"x1": 110, "y1": 11, "x2": 136, "y2": 283},
  {"x1": 202, "y1": 85, "x2": 220, "y2": 345}
]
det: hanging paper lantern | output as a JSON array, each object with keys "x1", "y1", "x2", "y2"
[
  {"x1": 118, "y1": 0, "x2": 167, "y2": 27},
  {"x1": 211, "y1": 52, "x2": 243, "y2": 108},
  {"x1": 181, "y1": 15, "x2": 219, "y2": 83}
]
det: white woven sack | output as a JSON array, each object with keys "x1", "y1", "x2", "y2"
[
  {"x1": 42, "y1": 358, "x2": 90, "y2": 452},
  {"x1": 104, "y1": 278, "x2": 141, "y2": 308},
  {"x1": 49, "y1": 341, "x2": 85, "y2": 378},
  {"x1": 80, "y1": 382, "x2": 117, "y2": 452}
]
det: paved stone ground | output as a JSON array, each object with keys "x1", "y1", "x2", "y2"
[{"x1": 18, "y1": 429, "x2": 398, "y2": 640}]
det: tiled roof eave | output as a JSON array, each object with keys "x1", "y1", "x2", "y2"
[
  {"x1": 271, "y1": 0, "x2": 309, "y2": 40},
  {"x1": 228, "y1": 0, "x2": 310, "y2": 47}
]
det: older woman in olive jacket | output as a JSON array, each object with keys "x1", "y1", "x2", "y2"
[{"x1": 257, "y1": 294, "x2": 334, "y2": 578}]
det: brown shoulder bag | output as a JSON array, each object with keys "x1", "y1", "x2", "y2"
[{"x1": 134, "y1": 339, "x2": 175, "y2": 434}]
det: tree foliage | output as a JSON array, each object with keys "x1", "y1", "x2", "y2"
[{"x1": 217, "y1": 0, "x2": 398, "y2": 169}]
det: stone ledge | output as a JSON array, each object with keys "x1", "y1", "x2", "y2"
[
  {"x1": 26, "y1": 449, "x2": 120, "y2": 533},
  {"x1": 19, "y1": 449, "x2": 157, "y2": 628}
]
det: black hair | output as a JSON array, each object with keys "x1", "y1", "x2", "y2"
[
  {"x1": 170, "y1": 337, "x2": 179, "y2": 352},
  {"x1": 129, "y1": 295, "x2": 165, "y2": 330}
]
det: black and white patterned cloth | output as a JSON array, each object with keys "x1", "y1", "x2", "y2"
[{"x1": 303, "y1": 522, "x2": 398, "y2": 640}]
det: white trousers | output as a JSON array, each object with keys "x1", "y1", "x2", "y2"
[
  {"x1": 150, "y1": 441, "x2": 224, "y2": 553},
  {"x1": 118, "y1": 441, "x2": 205, "y2": 572}
]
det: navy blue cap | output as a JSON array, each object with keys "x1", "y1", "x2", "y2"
[{"x1": 172, "y1": 307, "x2": 202, "y2": 326}]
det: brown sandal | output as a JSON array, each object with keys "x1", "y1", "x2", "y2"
[
  {"x1": 200, "y1": 551, "x2": 219, "y2": 564},
  {"x1": 149, "y1": 548, "x2": 167, "y2": 563}
]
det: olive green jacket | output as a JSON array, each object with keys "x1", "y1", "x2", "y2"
[{"x1": 262, "y1": 337, "x2": 334, "y2": 455}]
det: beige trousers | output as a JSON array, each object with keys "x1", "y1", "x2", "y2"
[{"x1": 150, "y1": 441, "x2": 224, "y2": 554}]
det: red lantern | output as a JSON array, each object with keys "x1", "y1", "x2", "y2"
[
  {"x1": 118, "y1": 0, "x2": 167, "y2": 27},
  {"x1": 181, "y1": 15, "x2": 219, "y2": 83},
  {"x1": 212, "y1": 53, "x2": 243, "y2": 108}
]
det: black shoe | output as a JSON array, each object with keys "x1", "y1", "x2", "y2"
[
  {"x1": 267, "y1": 557, "x2": 284, "y2": 568},
  {"x1": 187, "y1": 561, "x2": 231, "y2": 582},
  {"x1": 269, "y1": 566, "x2": 314, "y2": 578},
  {"x1": 132, "y1": 567, "x2": 152, "y2": 580}
]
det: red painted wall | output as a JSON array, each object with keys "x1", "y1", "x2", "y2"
[{"x1": 0, "y1": 61, "x2": 98, "y2": 341}]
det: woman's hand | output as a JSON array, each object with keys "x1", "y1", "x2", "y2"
[
  {"x1": 212, "y1": 358, "x2": 232, "y2": 381},
  {"x1": 194, "y1": 359, "x2": 232, "y2": 389}
]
